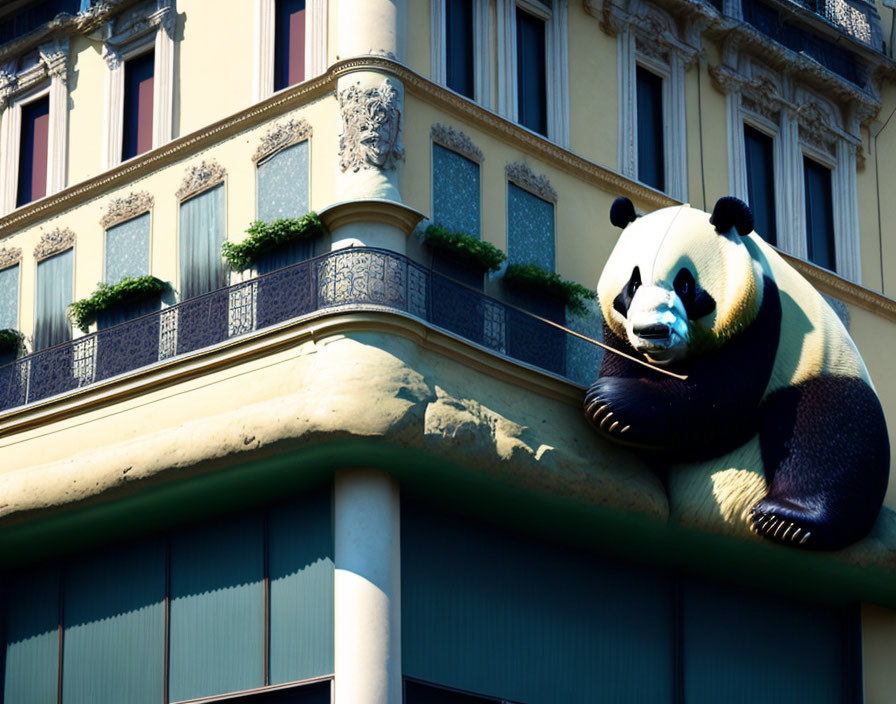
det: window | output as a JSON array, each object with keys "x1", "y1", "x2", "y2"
[
  {"x1": 0, "y1": 264, "x2": 20, "y2": 331},
  {"x1": 179, "y1": 183, "x2": 226, "y2": 299},
  {"x1": 635, "y1": 66, "x2": 664, "y2": 191},
  {"x1": 255, "y1": 0, "x2": 327, "y2": 101},
  {"x1": 256, "y1": 140, "x2": 311, "y2": 273},
  {"x1": 101, "y1": 1, "x2": 174, "y2": 169},
  {"x1": 34, "y1": 248, "x2": 73, "y2": 350},
  {"x1": 274, "y1": 0, "x2": 306, "y2": 91},
  {"x1": 102, "y1": 213, "x2": 155, "y2": 328},
  {"x1": 496, "y1": 0, "x2": 569, "y2": 146},
  {"x1": 803, "y1": 157, "x2": 835, "y2": 271},
  {"x1": 0, "y1": 39, "x2": 68, "y2": 213},
  {"x1": 432, "y1": 143, "x2": 480, "y2": 239},
  {"x1": 507, "y1": 183, "x2": 554, "y2": 271},
  {"x1": 432, "y1": 0, "x2": 489, "y2": 104},
  {"x1": 445, "y1": 0, "x2": 474, "y2": 98},
  {"x1": 121, "y1": 51, "x2": 155, "y2": 161},
  {"x1": 744, "y1": 124, "x2": 777, "y2": 246},
  {"x1": 16, "y1": 96, "x2": 50, "y2": 207},
  {"x1": 612, "y1": 3, "x2": 689, "y2": 200}
]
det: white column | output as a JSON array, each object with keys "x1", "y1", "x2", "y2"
[
  {"x1": 334, "y1": 467, "x2": 401, "y2": 704},
  {"x1": 617, "y1": 28, "x2": 636, "y2": 179},
  {"x1": 102, "y1": 52, "x2": 124, "y2": 170},
  {"x1": 254, "y1": 0, "x2": 275, "y2": 102},
  {"x1": 153, "y1": 10, "x2": 175, "y2": 148},
  {"x1": 0, "y1": 103, "x2": 21, "y2": 213},
  {"x1": 727, "y1": 92, "x2": 747, "y2": 200}
]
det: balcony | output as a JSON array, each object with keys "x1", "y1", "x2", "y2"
[{"x1": 0, "y1": 247, "x2": 602, "y2": 415}]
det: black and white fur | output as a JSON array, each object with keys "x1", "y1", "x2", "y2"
[{"x1": 586, "y1": 197, "x2": 889, "y2": 550}]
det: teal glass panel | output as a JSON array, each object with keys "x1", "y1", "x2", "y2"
[
  {"x1": 432, "y1": 144, "x2": 480, "y2": 238},
  {"x1": 105, "y1": 213, "x2": 150, "y2": 284},
  {"x1": 507, "y1": 183, "x2": 554, "y2": 270},
  {"x1": 169, "y1": 514, "x2": 265, "y2": 702},
  {"x1": 269, "y1": 488, "x2": 334, "y2": 683},
  {"x1": 0, "y1": 264, "x2": 19, "y2": 329},
  {"x1": 179, "y1": 184, "x2": 226, "y2": 299},
  {"x1": 402, "y1": 500, "x2": 674, "y2": 704},
  {"x1": 3, "y1": 567, "x2": 59, "y2": 704},
  {"x1": 682, "y1": 580, "x2": 848, "y2": 704},
  {"x1": 257, "y1": 141, "x2": 309, "y2": 222},
  {"x1": 34, "y1": 249, "x2": 72, "y2": 350},
  {"x1": 62, "y1": 539, "x2": 165, "y2": 704}
]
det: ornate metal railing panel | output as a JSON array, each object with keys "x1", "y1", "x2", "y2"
[{"x1": 0, "y1": 248, "x2": 603, "y2": 414}]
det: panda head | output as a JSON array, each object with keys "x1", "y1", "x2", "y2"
[{"x1": 599, "y1": 197, "x2": 762, "y2": 366}]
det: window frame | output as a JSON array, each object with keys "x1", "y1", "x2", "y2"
[
  {"x1": 32, "y1": 242, "x2": 75, "y2": 351},
  {"x1": 431, "y1": 0, "x2": 491, "y2": 105},
  {"x1": 740, "y1": 115, "x2": 784, "y2": 247},
  {"x1": 429, "y1": 126, "x2": 484, "y2": 240},
  {"x1": 0, "y1": 39, "x2": 69, "y2": 214},
  {"x1": 176, "y1": 165, "x2": 228, "y2": 300},
  {"x1": 496, "y1": 0, "x2": 569, "y2": 147},
  {"x1": 254, "y1": 0, "x2": 328, "y2": 102},
  {"x1": 633, "y1": 60, "x2": 669, "y2": 193},
  {"x1": 0, "y1": 260, "x2": 22, "y2": 332},
  {"x1": 103, "y1": 210, "x2": 154, "y2": 286},
  {"x1": 101, "y1": 1, "x2": 175, "y2": 170}
]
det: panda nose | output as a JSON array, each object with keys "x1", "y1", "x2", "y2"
[{"x1": 634, "y1": 323, "x2": 671, "y2": 340}]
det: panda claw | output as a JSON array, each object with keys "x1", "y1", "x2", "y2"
[
  {"x1": 609, "y1": 421, "x2": 620, "y2": 433},
  {"x1": 791, "y1": 528, "x2": 802, "y2": 542},
  {"x1": 620, "y1": 425, "x2": 631, "y2": 434},
  {"x1": 599, "y1": 412, "x2": 614, "y2": 429},
  {"x1": 782, "y1": 523, "x2": 794, "y2": 540},
  {"x1": 800, "y1": 532, "x2": 811, "y2": 545}
]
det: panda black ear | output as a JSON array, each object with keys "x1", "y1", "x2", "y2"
[
  {"x1": 610, "y1": 197, "x2": 637, "y2": 229},
  {"x1": 710, "y1": 197, "x2": 754, "y2": 237}
]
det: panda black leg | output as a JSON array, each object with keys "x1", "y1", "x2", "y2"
[{"x1": 751, "y1": 376, "x2": 889, "y2": 550}]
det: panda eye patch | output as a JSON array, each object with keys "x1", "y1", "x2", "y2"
[
  {"x1": 673, "y1": 267, "x2": 716, "y2": 319},
  {"x1": 673, "y1": 268, "x2": 695, "y2": 303},
  {"x1": 628, "y1": 267, "x2": 641, "y2": 297},
  {"x1": 613, "y1": 266, "x2": 641, "y2": 317}
]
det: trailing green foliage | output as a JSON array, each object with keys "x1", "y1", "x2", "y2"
[
  {"x1": 0, "y1": 328, "x2": 23, "y2": 357},
  {"x1": 424, "y1": 224, "x2": 507, "y2": 273},
  {"x1": 222, "y1": 213, "x2": 327, "y2": 270},
  {"x1": 503, "y1": 263, "x2": 597, "y2": 316},
  {"x1": 68, "y1": 276, "x2": 169, "y2": 332}
]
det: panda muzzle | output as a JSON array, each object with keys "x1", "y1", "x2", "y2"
[{"x1": 633, "y1": 323, "x2": 672, "y2": 341}]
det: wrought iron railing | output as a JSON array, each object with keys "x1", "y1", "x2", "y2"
[{"x1": 0, "y1": 248, "x2": 603, "y2": 414}]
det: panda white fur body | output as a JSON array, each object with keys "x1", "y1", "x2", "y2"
[{"x1": 586, "y1": 198, "x2": 888, "y2": 549}]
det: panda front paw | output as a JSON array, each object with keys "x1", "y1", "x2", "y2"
[
  {"x1": 584, "y1": 383, "x2": 633, "y2": 439},
  {"x1": 749, "y1": 499, "x2": 820, "y2": 547}
]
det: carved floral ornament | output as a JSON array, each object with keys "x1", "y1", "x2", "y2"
[
  {"x1": 0, "y1": 247, "x2": 22, "y2": 270},
  {"x1": 0, "y1": 38, "x2": 69, "y2": 110},
  {"x1": 506, "y1": 162, "x2": 557, "y2": 203},
  {"x1": 176, "y1": 159, "x2": 227, "y2": 200},
  {"x1": 101, "y1": 191, "x2": 155, "y2": 228},
  {"x1": 102, "y1": 0, "x2": 175, "y2": 70},
  {"x1": 431, "y1": 124, "x2": 484, "y2": 164},
  {"x1": 253, "y1": 117, "x2": 312, "y2": 163},
  {"x1": 34, "y1": 228, "x2": 75, "y2": 261},
  {"x1": 338, "y1": 80, "x2": 405, "y2": 173}
]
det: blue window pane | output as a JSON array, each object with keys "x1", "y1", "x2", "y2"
[
  {"x1": 516, "y1": 9, "x2": 546, "y2": 135},
  {"x1": 0, "y1": 264, "x2": 19, "y2": 329},
  {"x1": 34, "y1": 249, "x2": 72, "y2": 350},
  {"x1": 432, "y1": 144, "x2": 480, "y2": 238},
  {"x1": 507, "y1": 183, "x2": 554, "y2": 270},
  {"x1": 3, "y1": 567, "x2": 59, "y2": 704},
  {"x1": 804, "y1": 157, "x2": 836, "y2": 271},
  {"x1": 179, "y1": 184, "x2": 226, "y2": 299},
  {"x1": 105, "y1": 213, "x2": 151, "y2": 284},
  {"x1": 169, "y1": 514, "x2": 265, "y2": 701},
  {"x1": 636, "y1": 66, "x2": 664, "y2": 191},
  {"x1": 446, "y1": 0, "x2": 474, "y2": 98},
  {"x1": 257, "y1": 141, "x2": 310, "y2": 222},
  {"x1": 744, "y1": 125, "x2": 776, "y2": 246}
]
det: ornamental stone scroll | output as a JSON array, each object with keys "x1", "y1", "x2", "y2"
[
  {"x1": 34, "y1": 228, "x2": 75, "y2": 261},
  {"x1": 0, "y1": 247, "x2": 22, "y2": 271},
  {"x1": 101, "y1": 191, "x2": 155, "y2": 229},
  {"x1": 338, "y1": 80, "x2": 405, "y2": 173},
  {"x1": 252, "y1": 117, "x2": 312, "y2": 163},
  {"x1": 431, "y1": 124, "x2": 484, "y2": 164},
  {"x1": 506, "y1": 162, "x2": 558, "y2": 203},
  {"x1": 176, "y1": 159, "x2": 227, "y2": 201}
]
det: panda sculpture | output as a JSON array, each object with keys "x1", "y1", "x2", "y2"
[{"x1": 584, "y1": 196, "x2": 889, "y2": 550}]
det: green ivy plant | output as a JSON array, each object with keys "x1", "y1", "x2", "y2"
[
  {"x1": 0, "y1": 328, "x2": 23, "y2": 357},
  {"x1": 222, "y1": 213, "x2": 327, "y2": 270},
  {"x1": 503, "y1": 263, "x2": 597, "y2": 317},
  {"x1": 68, "y1": 276, "x2": 169, "y2": 333},
  {"x1": 423, "y1": 224, "x2": 507, "y2": 273}
]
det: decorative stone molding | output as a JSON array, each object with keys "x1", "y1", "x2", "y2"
[
  {"x1": 0, "y1": 37, "x2": 70, "y2": 110},
  {"x1": 34, "y1": 228, "x2": 75, "y2": 261},
  {"x1": 252, "y1": 118, "x2": 312, "y2": 163},
  {"x1": 430, "y1": 124, "x2": 484, "y2": 164},
  {"x1": 0, "y1": 247, "x2": 22, "y2": 270},
  {"x1": 505, "y1": 163, "x2": 557, "y2": 203},
  {"x1": 338, "y1": 80, "x2": 405, "y2": 173},
  {"x1": 796, "y1": 102, "x2": 839, "y2": 157},
  {"x1": 176, "y1": 160, "x2": 227, "y2": 200},
  {"x1": 101, "y1": 191, "x2": 155, "y2": 228}
]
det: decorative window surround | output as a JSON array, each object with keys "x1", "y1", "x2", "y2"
[
  {"x1": 0, "y1": 247, "x2": 22, "y2": 270},
  {"x1": 606, "y1": 1, "x2": 695, "y2": 202},
  {"x1": 34, "y1": 227, "x2": 76, "y2": 261},
  {"x1": 496, "y1": 0, "x2": 570, "y2": 148},
  {"x1": 101, "y1": 0, "x2": 175, "y2": 169},
  {"x1": 506, "y1": 162, "x2": 557, "y2": 202},
  {"x1": 431, "y1": 0, "x2": 491, "y2": 105},
  {"x1": 253, "y1": 0, "x2": 328, "y2": 102},
  {"x1": 713, "y1": 53, "x2": 862, "y2": 282},
  {"x1": 176, "y1": 159, "x2": 227, "y2": 201},
  {"x1": 101, "y1": 190, "x2": 155, "y2": 228},
  {"x1": 431, "y1": 123, "x2": 484, "y2": 164},
  {"x1": 0, "y1": 38, "x2": 69, "y2": 214},
  {"x1": 252, "y1": 117, "x2": 312, "y2": 163}
]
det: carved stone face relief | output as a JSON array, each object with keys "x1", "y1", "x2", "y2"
[{"x1": 338, "y1": 80, "x2": 405, "y2": 172}]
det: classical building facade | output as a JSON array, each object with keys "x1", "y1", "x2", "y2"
[{"x1": 1, "y1": 0, "x2": 896, "y2": 702}]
